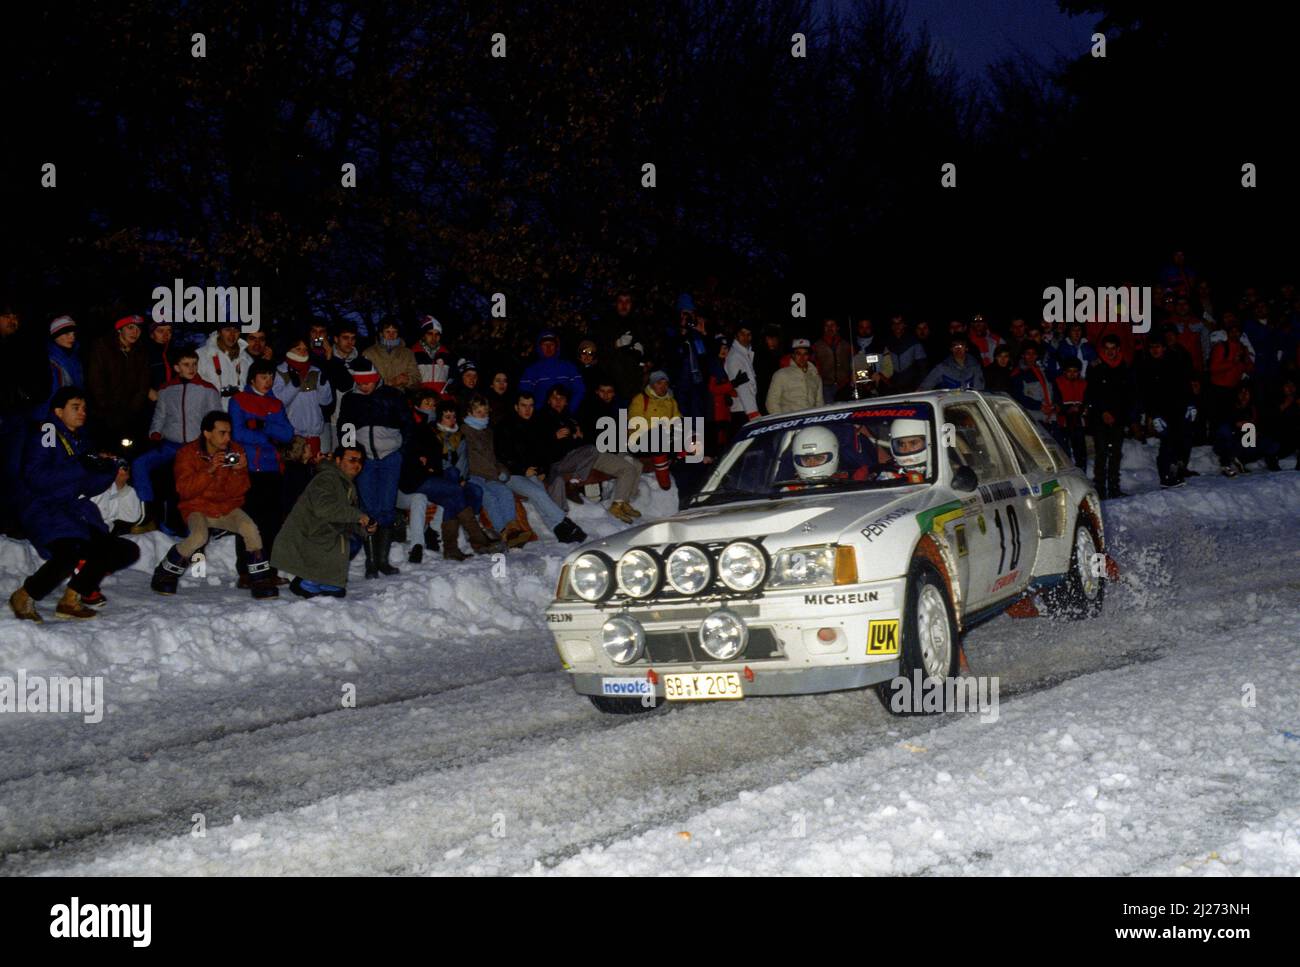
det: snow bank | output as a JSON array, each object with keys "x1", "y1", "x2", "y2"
[{"x1": 0, "y1": 474, "x2": 680, "y2": 712}]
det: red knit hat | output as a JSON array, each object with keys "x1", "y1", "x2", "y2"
[{"x1": 115, "y1": 314, "x2": 145, "y2": 331}]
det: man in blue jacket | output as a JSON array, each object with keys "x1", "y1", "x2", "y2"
[
  {"x1": 230, "y1": 360, "x2": 295, "y2": 586},
  {"x1": 518, "y1": 330, "x2": 585, "y2": 413},
  {"x1": 9, "y1": 386, "x2": 141, "y2": 621}
]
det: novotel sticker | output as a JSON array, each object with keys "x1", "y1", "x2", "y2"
[{"x1": 601, "y1": 678, "x2": 653, "y2": 696}]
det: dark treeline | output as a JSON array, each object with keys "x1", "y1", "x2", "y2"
[{"x1": 2, "y1": 0, "x2": 1298, "y2": 351}]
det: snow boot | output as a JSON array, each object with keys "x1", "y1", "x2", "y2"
[
  {"x1": 9, "y1": 587, "x2": 42, "y2": 623},
  {"x1": 246, "y1": 549, "x2": 279, "y2": 599},
  {"x1": 151, "y1": 546, "x2": 188, "y2": 594},
  {"x1": 441, "y1": 517, "x2": 468, "y2": 561},
  {"x1": 501, "y1": 519, "x2": 535, "y2": 548},
  {"x1": 375, "y1": 527, "x2": 400, "y2": 575},
  {"x1": 55, "y1": 589, "x2": 97, "y2": 620},
  {"x1": 423, "y1": 524, "x2": 441, "y2": 553},
  {"x1": 81, "y1": 589, "x2": 108, "y2": 607},
  {"x1": 408, "y1": 543, "x2": 424, "y2": 564},
  {"x1": 652, "y1": 456, "x2": 672, "y2": 490},
  {"x1": 459, "y1": 508, "x2": 505, "y2": 554},
  {"x1": 609, "y1": 500, "x2": 638, "y2": 523},
  {"x1": 553, "y1": 518, "x2": 588, "y2": 544},
  {"x1": 290, "y1": 577, "x2": 347, "y2": 599},
  {"x1": 363, "y1": 534, "x2": 379, "y2": 579}
]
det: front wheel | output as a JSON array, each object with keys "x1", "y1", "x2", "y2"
[
  {"x1": 588, "y1": 694, "x2": 665, "y2": 715},
  {"x1": 877, "y1": 560, "x2": 960, "y2": 715},
  {"x1": 1046, "y1": 522, "x2": 1105, "y2": 620}
]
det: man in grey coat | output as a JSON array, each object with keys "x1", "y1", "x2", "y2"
[{"x1": 274, "y1": 446, "x2": 376, "y2": 598}]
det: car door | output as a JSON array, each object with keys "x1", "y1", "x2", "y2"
[
  {"x1": 940, "y1": 400, "x2": 1039, "y2": 610},
  {"x1": 985, "y1": 394, "x2": 1073, "y2": 572}
]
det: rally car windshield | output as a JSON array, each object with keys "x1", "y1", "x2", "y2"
[{"x1": 691, "y1": 403, "x2": 938, "y2": 506}]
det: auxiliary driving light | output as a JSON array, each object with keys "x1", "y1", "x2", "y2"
[{"x1": 699, "y1": 609, "x2": 748, "y2": 660}]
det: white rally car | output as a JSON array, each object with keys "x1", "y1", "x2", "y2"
[{"x1": 545, "y1": 391, "x2": 1107, "y2": 714}]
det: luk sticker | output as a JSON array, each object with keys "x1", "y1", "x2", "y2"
[{"x1": 867, "y1": 619, "x2": 900, "y2": 655}]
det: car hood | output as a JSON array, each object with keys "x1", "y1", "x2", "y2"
[{"x1": 579, "y1": 487, "x2": 929, "y2": 558}]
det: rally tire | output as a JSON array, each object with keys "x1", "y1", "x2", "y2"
[
  {"x1": 877, "y1": 560, "x2": 960, "y2": 716},
  {"x1": 588, "y1": 694, "x2": 665, "y2": 715},
  {"x1": 1047, "y1": 521, "x2": 1105, "y2": 621}
]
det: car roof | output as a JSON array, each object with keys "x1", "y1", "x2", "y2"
[{"x1": 746, "y1": 389, "x2": 987, "y2": 427}]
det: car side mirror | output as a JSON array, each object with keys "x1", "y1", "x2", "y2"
[{"x1": 952, "y1": 465, "x2": 978, "y2": 492}]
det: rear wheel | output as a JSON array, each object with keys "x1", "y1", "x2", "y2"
[
  {"x1": 1046, "y1": 521, "x2": 1105, "y2": 620},
  {"x1": 878, "y1": 560, "x2": 960, "y2": 715}
]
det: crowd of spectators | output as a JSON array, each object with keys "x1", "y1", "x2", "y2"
[{"x1": 2, "y1": 250, "x2": 1297, "y2": 619}]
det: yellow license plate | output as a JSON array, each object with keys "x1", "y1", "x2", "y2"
[{"x1": 663, "y1": 672, "x2": 744, "y2": 701}]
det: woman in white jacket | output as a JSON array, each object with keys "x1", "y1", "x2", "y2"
[
  {"x1": 725, "y1": 326, "x2": 760, "y2": 435},
  {"x1": 275, "y1": 338, "x2": 334, "y2": 507}
]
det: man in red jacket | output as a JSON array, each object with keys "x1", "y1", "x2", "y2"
[
  {"x1": 150, "y1": 410, "x2": 278, "y2": 598},
  {"x1": 1208, "y1": 320, "x2": 1253, "y2": 426}
]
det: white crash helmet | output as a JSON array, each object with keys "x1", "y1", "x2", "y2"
[
  {"x1": 791, "y1": 425, "x2": 840, "y2": 480},
  {"x1": 889, "y1": 418, "x2": 931, "y2": 478}
]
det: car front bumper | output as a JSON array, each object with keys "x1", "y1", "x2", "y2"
[{"x1": 547, "y1": 577, "x2": 907, "y2": 698}]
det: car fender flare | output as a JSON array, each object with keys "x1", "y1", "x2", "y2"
[{"x1": 911, "y1": 532, "x2": 964, "y2": 628}]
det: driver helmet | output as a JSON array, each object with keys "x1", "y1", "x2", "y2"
[
  {"x1": 791, "y1": 425, "x2": 840, "y2": 480},
  {"x1": 889, "y1": 418, "x2": 931, "y2": 479}
]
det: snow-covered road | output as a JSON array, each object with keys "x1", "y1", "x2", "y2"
[{"x1": 1, "y1": 444, "x2": 1297, "y2": 875}]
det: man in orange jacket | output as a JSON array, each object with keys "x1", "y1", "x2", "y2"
[{"x1": 150, "y1": 410, "x2": 278, "y2": 598}]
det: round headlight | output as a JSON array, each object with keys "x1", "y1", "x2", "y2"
[
  {"x1": 616, "y1": 549, "x2": 661, "y2": 599},
  {"x1": 717, "y1": 541, "x2": 766, "y2": 592},
  {"x1": 666, "y1": 544, "x2": 712, "y2": 595},
  {"x1": 699, "y1": 609, "x2": 748, "y2": 660},
  {"x1": 601, "y1": 615, "x2": 645, "y2": 664},
  {"x1": 569, "y1": 553, "x2": 612, "y2": 602}
]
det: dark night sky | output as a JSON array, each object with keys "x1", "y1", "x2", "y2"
[{"x1": 901, "y1": 0, "x2": 1095, "y2": 78}]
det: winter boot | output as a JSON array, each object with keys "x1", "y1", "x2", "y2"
[
  {"x1": 55, "y1": 589, "x2": 97, "y2": 620},
  {"x1": 423, "y1": 524, "x2": 441, "y2": 553},
  {"x1": 553, "y1": 518, "x2": 588, "y2": 544},
  {"x1": 151, "y1": 546, "x2": 188, "y2": 594},
  {"x1": 501, "y1": 519, "x2": 536, "y2": 549},
  {"x1": 408, "y1": 543, "x2": 424, "y2": 564},
  {"x1": 9, "y1": 587, "x2": 42, "y2": 623},
  {"x1": 441, "y1": 516, "x2": 468, "y2": 561},
  {"x1": 652, "y1": 456, "x2": 672, "y2": 490},
  {"x1": 246, "y1": 549, "x2": 280, "y2": 599},
  {"x1": 363, "y1": 534, "x2": 379, "y2": 579},
  {"x1": 609, "y1": 500, "x2": 637, "y2": 523},
  {"x1": 290, "y1": 577, "x2": 347, "y2": 599},
  {"x1": 81, "y1": 589, "x2": 108, "y2": 607},
  {"x1": 459, "y1": 508, "x2": 506, "y2": 554},
  {"x1": 375, "y1": 527, "x2": 401, "y2": 575}
]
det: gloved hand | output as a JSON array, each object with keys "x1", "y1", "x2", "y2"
[
  {"x1": 1152, "y1": 416, "x2": 1167, "y2": 434},
  {"x1": 1185, "y1": 405, "x2": 1197, "y2": 422}
]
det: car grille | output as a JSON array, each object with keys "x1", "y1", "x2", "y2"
[{"x1": 642, "y1": 628, "x2": 782, "y2": 664}]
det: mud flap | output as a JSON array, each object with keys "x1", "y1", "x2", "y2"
[
  {"x1": 1005, "y1": 596, "x2": 1042, "y2": 619},
  {"x1": 1105, "y1": 554, "x2": 1120, "y2": 580}
]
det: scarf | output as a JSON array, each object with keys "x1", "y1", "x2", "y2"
[
  {"x1": 464, "y1": 414, "x2": 489, "y2": 430},
  {"x1": 381, "y1": 337, "x2": 402, "y2": 351},
  {"x1": 284, "y1": 354, "x2": 310, "y2": 378}
]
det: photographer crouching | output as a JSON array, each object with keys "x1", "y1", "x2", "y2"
[
  {"x1": 150, "y1": 410, "x2": 278, "y2": 598},
  {"x1": 9, "y1": 387, "x2": 141, "y2": 621}
]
